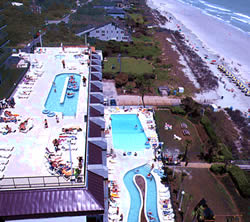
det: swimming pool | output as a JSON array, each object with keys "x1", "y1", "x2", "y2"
[
  {"x1": 44, "y1": 73, "x2": 80, "y2": 116},
  {"x1": 55, "y1": 54, "x2": 65, "y2": 60},
  {"x1": 111, "y1": 114, "x2": 149, "y2": 151},
  {"x1": 124, "y1": 164, "x2": 160, "y2": 222}
]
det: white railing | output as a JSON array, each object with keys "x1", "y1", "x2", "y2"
[{"x1": 60, "y1": 76, "x2": 69, "y2": 104}]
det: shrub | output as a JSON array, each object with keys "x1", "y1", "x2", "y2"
[
  {"x1": 170, "y1": 106, "x2": 186, "y2": 115},
  {"x1": 201, "y1": 115, "x2": 218, "y2": 145},
  {"x1": 210, "y1": 164, "x2": 226, "y2": 175},
  {"x1": 143, "y1": 73, "x2": 155, "y2": 80},
  {"x1": 228, "y1": 166, "x2": 250, "y2": 198},
  {"x1": 103, "y1": 72, "x2": 115, "y2": 79},
  {"x1": 127, "y1": 73, "x2": 136, "y2": 81},
  {"x1": 217, "y1": 143, "x2": 233, "y2": 160},
  {"x1": 115, "y1": 73, "x2": 128, "y2": 87}
]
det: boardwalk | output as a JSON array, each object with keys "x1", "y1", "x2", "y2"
[{"x1": 117, "y1": 95, "x2": 181, "y2": 106}]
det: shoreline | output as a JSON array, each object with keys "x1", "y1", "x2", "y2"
[{"x1": 147, "y1": 0, "x2": 250, "y2": 113}]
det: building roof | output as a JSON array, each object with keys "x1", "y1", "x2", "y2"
[
  {"x1": 107, "y1": 8, "x2": 125, "y2": 14},
  {"x1": 89, "y1": 117, "x2": 105, "y2": 129},
  {"x1": 90, "y1": 104, "x2": 104, "y2": 116},
  {"x1": 0, "y1": 188, "x2": 104, "y2": 220},
  {"x1": 88, "y1": 138, "x2": 107, "y2": 150},
  {"x1": 88, "y1": 165, "x2": 108, "y2": 179},
  {"x1": 90, "y1": 92, "x2": 104, "y2": 104},
  {"x1": 91, "y1": 72, "x2": 102, "y2": 81}
]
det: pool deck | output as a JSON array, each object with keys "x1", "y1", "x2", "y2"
[
  {"x1": 105, "y1": 108, "x2": 174, "y2": 222},
  {"x1": 0, "y1": 47, "x2": 90, "y2": 188}
]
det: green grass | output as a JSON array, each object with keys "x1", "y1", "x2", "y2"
[
  {"x1": 132, "y1": 35, "x2": 153, "y2": 43},
  {"x1": 155, "y1": 68, "x2": 169, "y2": 81},
  {"x1": 154, "y1": 110, "x2": 203, "y2": 161},
  {"x1": 103, "y1": 57, "x2": 154, "y2": 76},
  {"x1": 128, "y1": 13, "x2": 144, "y2": 24}
]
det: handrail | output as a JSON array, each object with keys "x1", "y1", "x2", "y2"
[{"x1": 60, "y1": 76, "x2": 69, "y2": 103}]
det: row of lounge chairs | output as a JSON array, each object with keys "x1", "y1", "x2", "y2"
[
  {"x1": 0, "y1": 146, "x2": 14, "y2": 180},
  {"x1": 159, "y1": 187, "x2": 175, "y2": 222},
  {"x1": 45, "y1": 127, "x2": 81, "y2": 180}
]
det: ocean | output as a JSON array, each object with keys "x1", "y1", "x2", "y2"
[{"x1": 177, "y1": 0, "x2": 250, "y2": 33}]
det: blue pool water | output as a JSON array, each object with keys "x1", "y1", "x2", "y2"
[
  {"x1": 124, "y1": 164, "x2": 160, "y2": 222},
  {"x1": 55, "y1": 54, "x2": 65, "y2": 60},
  {"x1": 44, "y1": 73, "x2": 80, "y2": 116},
  {"x1": 111, "y1": 114, "x2": 149, "y2": 151}
]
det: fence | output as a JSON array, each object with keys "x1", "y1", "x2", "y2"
[{"x1": 0, "y1": 174, "x2": 85, "y2": 190}]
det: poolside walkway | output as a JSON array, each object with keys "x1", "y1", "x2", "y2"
[{"x1": 106, "y1": 108, "x2": 174, "y2": 222}]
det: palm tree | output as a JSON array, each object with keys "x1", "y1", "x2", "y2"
[{"x1": 136, "y1": 75, "x2": 152, "y2": 107}]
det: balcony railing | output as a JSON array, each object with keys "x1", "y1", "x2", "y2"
[{"x1": 0, "y1": 174, "x2": 85, "y2": 190}]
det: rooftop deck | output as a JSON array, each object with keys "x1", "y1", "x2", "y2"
[{"x1": 0, "y1": 47, "x2": 90, "y2": 190}]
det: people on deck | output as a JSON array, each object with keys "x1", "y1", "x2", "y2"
[
  {"x1": 62, "y1": 60, "x2": 65, "y2": 69},
  {"x1": 55, "y1": 115, "x2": 59, "y2": 123},
  {"x1": 119, "y1": 214, "x2": 123, "y2": 221},
  {"x1": 44, "y1": 119, "x2": 48, "y2": 128}
]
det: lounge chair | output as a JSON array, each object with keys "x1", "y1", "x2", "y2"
[
  {"x1": 0, "y1": 154, "x2": 11, "y2": 159},
  {"x1": 0, "y1": 159, "x2": 9, "y2": 165},
  {"x1": 0, "y1": 166, "x2": 6, "y2": 172}
]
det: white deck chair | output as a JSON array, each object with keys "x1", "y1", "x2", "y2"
[{"x1": 0, "y1": 165, "x2": 6, "y2": 172}]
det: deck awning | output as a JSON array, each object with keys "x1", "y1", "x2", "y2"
[{"x1": 0, "y1": 188, "x2": 104, "y2": 220}]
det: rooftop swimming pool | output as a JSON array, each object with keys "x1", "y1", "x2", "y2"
[
  {"x1": 124, "y1": 164, "x2": 160, "y2": 222},
  {"x1": 111, "y1": 114, "x2": 149, "y2": 151},
  {"x1": 55, "y1": 54, "x2": 65, "y2": 60},
  {"x1": 44, "y1": 73, "x2": 80, "y2": 116}
]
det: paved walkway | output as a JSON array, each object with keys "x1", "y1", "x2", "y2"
[
  {"x1": 103, "y1": 80, "x2": 181, "y2": 106},
  {"x1": 178, "y1": 162, "x2": 212, "y2": 168},
  {"x1": 117, "y1": 95, "x2": 181, "y2": 106}
]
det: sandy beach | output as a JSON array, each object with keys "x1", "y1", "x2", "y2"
[{"x1": 147, "y1": 0, "x2": 250, "y2": 113}]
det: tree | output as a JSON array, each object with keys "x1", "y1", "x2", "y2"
[{"x1": 135, "y1": 75, "x2": 152, "y2": 107}]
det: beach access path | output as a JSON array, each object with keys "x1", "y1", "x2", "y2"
[{"x1": 103, "y1": 80, "x2": 181, "y2": 106}]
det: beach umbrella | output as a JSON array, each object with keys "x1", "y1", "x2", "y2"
[
  {"x1": 225, "y1": 71, "x2": 229, "y2": 76},
  {"x1": 240, "y1": 84, "x2": 245, "y2": 89},
  {"x1": 228, "y1": 73, "x2": 233, "y2": 78},
  {"x1": 242, "y1": 87, "x2": 248, "y2": 93},
  {"x1": 246, "y1": 90, "x2": 250, "y2": 96}
]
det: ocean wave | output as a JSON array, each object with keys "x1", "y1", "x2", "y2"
[
  {"x1": 233, "y1": 13, "x2": 250, "y2": 21},
  {"x1": 202, "y1": 2, "x2": 231, "y2": 12},
  {"x1": 231, "y1": 16, "x2": 250, "y2": 25},
  {"x1": 205, "y1": 8, "x2": 218, "y2": 13}
]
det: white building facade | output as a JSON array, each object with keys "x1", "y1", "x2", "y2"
[{"x1": 88, "y1": 23, "x2": 131, "y2": 42}]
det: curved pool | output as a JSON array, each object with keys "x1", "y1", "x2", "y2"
[
  {"x1": 124, "y1": 164, "x2": 160, "y2": 222},
  {"x1": 44, "y1": 73, "x2": 80, "y2": 116}
]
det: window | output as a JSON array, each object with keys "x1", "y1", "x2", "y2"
[
  {"x1": 121, "y1": 31, "x2": 124, "y2": 34},
  {"x1": 107, "y1": 31, "x2": 108, "y2": 33},
  {"x1": 117, "y1": 31, "x2": 118, "y2": 33},
  {"x1": 102, "y1": 34, "x2": 105, "y2": 36},
  {"x1": 96, "y1": 30, "x2": 99, "y2": 33},
  {"x1": 102, "y1": 30, "x2": 105, "y2": 33}
]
